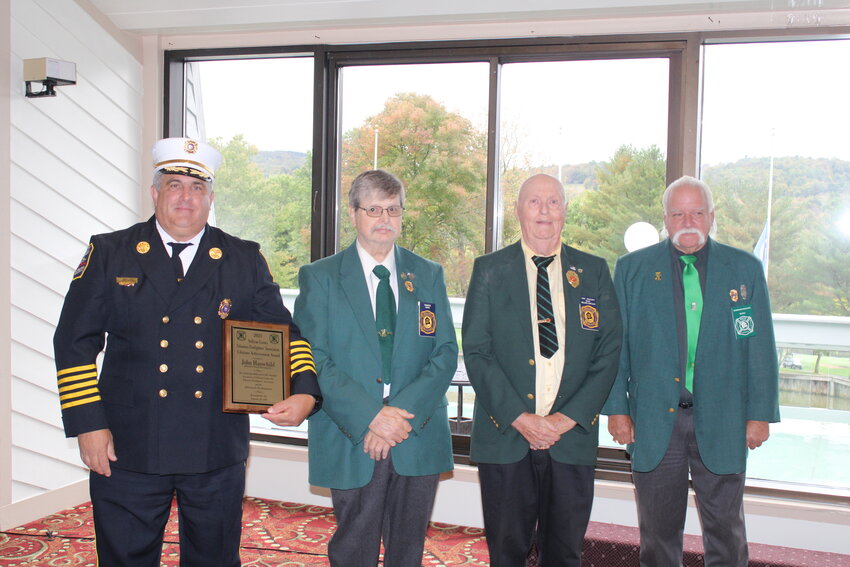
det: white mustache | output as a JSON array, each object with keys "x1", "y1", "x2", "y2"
[
  {"x1": 671, "y1": 227, "x2": 706, "y2": 247},
  {"x1": 373, "y1": 223, "x2": 396, "y2": 233}
]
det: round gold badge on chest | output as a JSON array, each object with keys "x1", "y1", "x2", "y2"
[
  {"x1": 136, "y1": 241, "x2": 151, "y2": 254},
  {"x1": 209, "y1": 247, "x2": 223, "y2": 260}
]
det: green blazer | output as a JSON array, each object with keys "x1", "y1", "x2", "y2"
[
  {"x1": 602, "y1": 239, "x2": 780, "y2": 474},
  {"x1": 295, "y1": 243, "x2": 457, "y2": 489},
  {"x1": 462, "y1": 242, "x2": 622, "y2": 466}
]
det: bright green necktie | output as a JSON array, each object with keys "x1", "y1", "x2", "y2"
[
  {"x1": 680, "y1": 255, "x2": 702, "y2": 392},
  {"x1": 373, "y1": 265, "x2": 395, "y2": 385}
]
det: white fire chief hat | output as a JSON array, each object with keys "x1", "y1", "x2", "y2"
[{"x1": 152, "y1": 137, "x2": 222, "y2": 182}]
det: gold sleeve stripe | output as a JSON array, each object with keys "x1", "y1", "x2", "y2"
[
  {"x1": 61, "y1": 395, "x2": 102, "y2": 410},
  {"x1": 58, "y1": 379, "x2": 99, "y2": 393},
  {"x1": 291, "y1": 361, "x2": 316, "y2": 374},
  {"x1": 57, "y1": 372, "x2": 98, "y2": 385},
  {"x1": 57, "y1": 364, "x2": 97, "y2": 377},
  {"x1": 290, "y1": 340, "x2": 310, "y2": 348},
  {"x1": 60, "y1": 387, "x2": 100, "y2": 402},
  {"x1": 291, "y1": 351, "x2": 313, "y2": 361}
]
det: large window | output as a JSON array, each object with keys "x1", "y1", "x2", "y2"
[
  {"x1": 188, "y1": 56, "x2": 315, "y2": 289},
  {"x1": 337, "y1": 62, "x2": 490, "y2": 296},
  {"x1": 166, "y1": 32, "x2": 850, "y2": 495},
  {"x1": 700, "y1": 39, "x2": 850, "y2": 489}
]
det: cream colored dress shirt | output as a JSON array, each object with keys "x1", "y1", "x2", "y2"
[{"x1": 521, "y1": 240, "x2": 566, "y2": 416}]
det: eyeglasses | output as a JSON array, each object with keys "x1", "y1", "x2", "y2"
[{"x1": 357, "y1": 205, "x2": 404, "y2": 217}]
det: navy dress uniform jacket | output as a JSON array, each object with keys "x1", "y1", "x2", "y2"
[{"x1": 53, "y1": 217, "x2": 319, "y2": 475}]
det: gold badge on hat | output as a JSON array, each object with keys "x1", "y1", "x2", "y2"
[
  {"x1": 184, "y1": 139, "x2": 199, "y2": 154},
  {"x1": 218, "y1": 298, "x2": 232, "y2": 319},
  {"x1": 136, "y1": 241, "x2": 150, "y2": 254},
  {"x1": 209, "y1": 247, "x2": 223, "y2": 260},
  {"x1": 730, "y1": 289, "x2": 739, "y2": 302},
  {"x1": 566, "y1": 270, "x2": 580, "y2": 288}
]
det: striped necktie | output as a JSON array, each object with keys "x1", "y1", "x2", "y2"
[{"x1": 532, "y1": 255, "x2": 558, "y2": 359}]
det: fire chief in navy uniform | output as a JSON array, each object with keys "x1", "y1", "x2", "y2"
[{"x1": 53, "y1": 138, "x2": 321, "y2": 566}]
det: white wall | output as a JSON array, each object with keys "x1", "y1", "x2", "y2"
[{"x1": 0, "y1": 0, "x2": 143, "y2": 528}]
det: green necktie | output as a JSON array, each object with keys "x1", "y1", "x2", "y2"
[
  {"x1": 373, "y1": 265, "x2": 396, "y2": 385},
  {"x1": 680, "y1": 255, "x2": 702, "y2": 392}
]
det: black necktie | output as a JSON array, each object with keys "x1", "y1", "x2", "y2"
[
  {"x1": 532, "y1": 255, "x2": 558, "y2": 358},
  {"x1": 168, "y1": 242, "x2": 192, "y2": 282}
]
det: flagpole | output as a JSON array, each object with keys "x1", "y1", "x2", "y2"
[{"x1": 765, "y1": 133, "x2": 774, "y2": 277}]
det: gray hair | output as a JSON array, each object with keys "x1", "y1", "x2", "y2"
[
  {"x1": 152, "y1": 170, "x2": 214, "y2": 192},
  {"x1": 662, "y1": 175, "x2": 714, "y2": 214},
  {"x1": 661, "y1": 175, "x2": 718, "y2": 238},
  {"x1": 348, "y1": 170, "x2": 405, "y2": 209}
]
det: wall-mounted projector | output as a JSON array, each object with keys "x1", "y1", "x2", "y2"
[{"x1": 24, "y1": 57, "x2": 77, "y2": 98}]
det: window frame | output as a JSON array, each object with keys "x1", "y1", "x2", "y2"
[{"x1": 162, "y1": 29, "x2": 850, "y2": 505}]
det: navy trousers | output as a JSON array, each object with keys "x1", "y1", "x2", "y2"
[
  {"x1": 89, "y1": 462, "x2": 245, "y2": 567},
  {"x1": 478, "y1": 450, "x2": 595, "y2": 567}
]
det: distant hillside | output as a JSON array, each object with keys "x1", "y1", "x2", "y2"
[{"x1": 253, "y1": 151, "x2": 308, "y2": 176}]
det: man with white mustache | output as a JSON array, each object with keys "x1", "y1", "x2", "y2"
[{"x1": 602, "y1": 175, "x2": 780, "y2": 566}]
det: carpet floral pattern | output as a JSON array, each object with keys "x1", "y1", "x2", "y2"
[{"x1": 2, "y1": 497, "x2": 848, "y2": 566}]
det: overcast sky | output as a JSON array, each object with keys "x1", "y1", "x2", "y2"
[{"x1": 197, "y1": 39, "x2": 850, "y2": 167}]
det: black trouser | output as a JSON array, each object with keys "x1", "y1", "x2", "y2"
[
  {"x1": 89, "y1": 462, "x2": 245, "y2": 567},
  {"x1": 478, "y1": 450, "x2": 594, "y2": 567}
]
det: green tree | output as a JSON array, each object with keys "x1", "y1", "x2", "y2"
[
  {"x1": 704, "y1": 157, "x2": 850, "y2": 315},
  {"x1": 210, "y1": 135, "x2": 311, "y2": 287},
  {"x1": 563, "y1": 145, "x2": 667, "y2": 268},
  {"x1": 340, "y1": 93, "x2": 487, "y2": 295}
]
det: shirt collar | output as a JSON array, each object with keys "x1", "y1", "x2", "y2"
[
  {"x1": 355, "y1": 240, "x2": 397, "y2": 276},
  {"x1": 155, "y1": 220, "x2": 205, "y2": 248}
]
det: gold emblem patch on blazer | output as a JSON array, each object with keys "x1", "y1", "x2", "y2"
[
  {"x1": 566, "y1": 270, "x2": 580, "y2": 288},
  {"x1": 579, "y1": 296, "x2": 599, "y2": 331},
  {"x1": 729, "y1": 289, "x2": 739, "y2": 302},
  {"x1": 405, "y1": 281, "x2": 414, "y2": 293},
  {"x1": 209, "y1": 247, "x2": 223, "y2": 259},
  {"x1": 419, "y1": 302, "x2": 436, "y2": 337},
  {"x1": 136, "y1": 241, "x2": 150, "y2": 254}
]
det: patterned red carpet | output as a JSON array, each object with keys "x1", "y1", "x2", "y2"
[
  {"x1": 0, "y1": 497, "x2": 488, "y2": 566},
  {"x1": 2, "y1": 497, "x2": 848, "y2": 566}
]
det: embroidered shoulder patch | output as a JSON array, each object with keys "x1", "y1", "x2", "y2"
[{"x1": 73, "y1": 243, "x2": 94, "y2": 280}]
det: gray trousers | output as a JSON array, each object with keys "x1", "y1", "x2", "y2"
[
  {"x1": 329, "y1": 454, "x2": 438, "y2": 567},
  {"x1": 632, "y1": 407, "x2": 748, "y2": 567}
]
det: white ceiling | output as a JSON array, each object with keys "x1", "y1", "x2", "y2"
[{"x1": 85, "y1": 0, "x2": 837, "y2": 35}]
